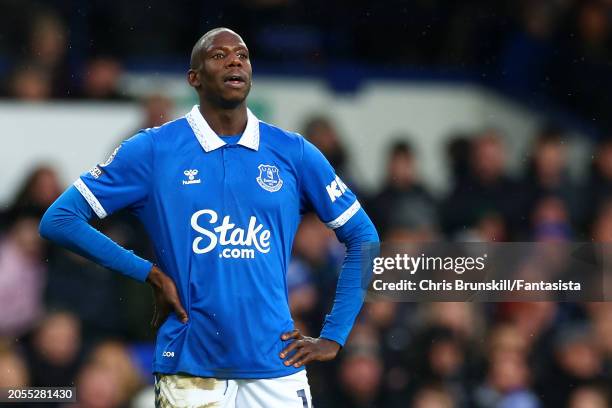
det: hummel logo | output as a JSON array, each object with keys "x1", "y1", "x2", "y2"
[{"x1": 183, "y1": 169, "x2": 201, "y2": 185}]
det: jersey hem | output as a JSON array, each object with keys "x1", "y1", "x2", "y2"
[{"x1": 152, "y1": 363, "x2": 305, "y2": 380}]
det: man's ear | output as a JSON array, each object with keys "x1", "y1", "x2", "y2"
[{"x1": 187, "y1": 70, "x2": 200, "y2": 88}]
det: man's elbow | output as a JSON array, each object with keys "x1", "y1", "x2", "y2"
[
  {"x1": 38, "y1": 209, "x2": 55, "y2": 241},
  {"x1": 361, "y1": 225, "x2": 380, "y2": 251},
  {"x1": 369, "y1": 228, "x2": 380, "y2": 244},
  {"x1": 39, "y1": 205, "x2": 68, "y2": 242},
  {"x1": 358, "y1": 213, "x2": 380, "y2": 244}
]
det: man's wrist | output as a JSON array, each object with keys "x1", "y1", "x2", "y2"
[
  {"x1": 319, "y1": 337, "x2": 342, "y2": 352},
  {"x1": 319, "y1": 331, "x2": 345, "y2": 348},
  {"x1": 146, "y1": 265, "x2": 164, "y2": 288}
]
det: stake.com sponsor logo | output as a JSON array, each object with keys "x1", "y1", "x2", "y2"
[{"x1": 190, "y1": 209, "x2": 271, "y2": 259}]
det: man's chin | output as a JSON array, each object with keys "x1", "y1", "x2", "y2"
[{"x1": 218, "y1": 93, "x2": 249, "y2": 109}]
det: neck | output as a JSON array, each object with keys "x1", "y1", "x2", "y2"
[{"x1": 198, "y1": 100, "x2": 248, "y2": 136}]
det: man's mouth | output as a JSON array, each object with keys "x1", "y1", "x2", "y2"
[{"x1": 224, "y1": 74, "x2": 246, "y2": 88}]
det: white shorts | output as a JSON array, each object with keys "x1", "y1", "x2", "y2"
[{"x1": 154, "y1": 370, "x2": 312, "y2": 408}]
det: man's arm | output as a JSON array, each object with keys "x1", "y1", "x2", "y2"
[
  {"x1": 39, "y1": 186, "x2": 188, "y2": 326},
  {"x1": 39, "y1": 186, "x2": 152, "y2": 281},
  {"x1": 280, "y1": 208, "x2": 379, "y2": 367}
]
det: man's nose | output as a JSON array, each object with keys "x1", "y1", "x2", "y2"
[{"x1": 227, "y1": 53, "x2": 242, "y2": 67}]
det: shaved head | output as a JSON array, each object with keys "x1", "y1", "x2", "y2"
[
  {"x1": 190, "y1": 27, "x2": 243, "y2": 70},
  {"x1": 187, "y1": 27, "x2": 252, "y2": 109}
]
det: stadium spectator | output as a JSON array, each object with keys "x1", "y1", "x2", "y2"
[
  {"x1": 383, "y1": 223, "x2": 438, "y2": 244},
  {"x1": 550, "y1": 0, "x2": 612, "y2": 130},
  {"x1": 302, "y1": 115, "x2": 351, "y2": 182},
  {"x1": 364, "y1": 301, "x2": 403, "y2": 339},
  {"x1": 363, "y1": 301, "x2": 418, "y2": 404},
  {"x1": 26, "y1": 311, "x2": 82, "y2": 387},
  {"x1": 0, "y1": 210, "x2": 46, "y2": 338},
  {"x1": 368, "y1": 139, "x2": 438, "y2": 238},
  {"x1": 5, "y1": 10, "x2": 71, "y2": 100},
  {"x1": 538, "y1": 323, "x2": 605, "y2": 407},
  {"x1": 0, "y1": 348, "x2": 30, "y2": 387},
  {"x1": 95, "y1": 220, "x2": 154, "y2": 342},
  {"x1": 584, "y1": 138, "x2": 612, "y2": 227},
  {"x1": 530, "y1": 196, "x2": 573, "y2": 240},
  {"x1": 567, "y1": 385, "x2": 611, "y2": 408},
  {"x1": 11, "y1": 165, "x2": 62, "y2": 216},
  {"x1": 442, "y1": 130, "x2": 521, "y2": 239},
  {"x1": 589, "y1": 303, "x2": 612, "y2": 362},
  {"x1": 26, "y1": 11, "x2": 72, "y2": 97},
  {"x1": 445, "y1": 135, "x2": 472, "y2": 188},
  {"x1": 497, "y1": 302, "x2": 557, "y2": 349},
  {"x1": 286, "y1": 259, "x2": 319, "y2": 328},
  {"x1": 410, "y1": 384, "x2": 455, "y2": 408},
  {"x1": 419, "y1": 302, "x2": 483, "y2": 342},
  {"x1": 498, "y1": 0, "x2": 562, "y2": 93},
  {"x1": 521, "y1": 126, "x2": 579, "y2": 231},
  {"x1": 79, "y1": 56, "x2": 128, "y2": 100},
  {"x1": 454, "y1": 212, "x2": 508, "y2": 242},
  {"x1": 410, "y1": 326, "x2": 472, "y2": 406},
  {"x1": 140, "y1": 94, "x2": 175, "y2": 129},
  {"x1": 591, "y1": 200, "x2": 612, "y2": 242},
  {"x1": 8, "y1": 64, "x2": 53, "y2": 100},
  {"x1": 87, "y1": 341, "x2": 144, "y2": 406},
  {"x1": 73, "y1": 362, "x2": 123, "y2": 408},
  {"x1": 487, "y1": 324, "x2": 529, "y2": 362},
  {"x1": 291, "y1": 212, "x2": 344, "y2": 330},
  {"x1": 328, "y1": 324, "x2": 386, "y2": 408},
  {"x1": 45, "y1": 249, "x2": 123, "y2": 340},
  {"x1": 473, "y1": 351, "x2": 540, "y2": 408}
]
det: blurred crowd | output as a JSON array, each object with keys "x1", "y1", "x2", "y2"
[
  {"x1": 1, "y1": 98, "x2": 612, "y2": 407},
  {"x1": 2, "y1": 0, "x2": 612, "y2": 407},
  {"x1": 2, "y1": 0, "x2": 612, "y2": 131}
]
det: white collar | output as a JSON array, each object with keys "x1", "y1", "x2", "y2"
[{"x1": 185, "y1": 105, "x2": 260, "y2": 152}]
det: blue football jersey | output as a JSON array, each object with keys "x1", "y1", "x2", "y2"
[{"x1": 74, "y1": 105, "x2": 362, "y2": 379}]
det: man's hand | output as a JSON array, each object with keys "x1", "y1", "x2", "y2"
[
  {"x1": 279, "y1": 329, "x2": 341, "y2": 368},
  {"x1": 147, "y1": 265, "x2": 188, "y2": 329}
]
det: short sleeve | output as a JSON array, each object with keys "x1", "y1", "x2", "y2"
[
  {"x1": 74, "y1": 132, "x2": 153, "y2": 218},
  {"x1": 299, "y1": 138, "x2": 361, "y2": 229}
]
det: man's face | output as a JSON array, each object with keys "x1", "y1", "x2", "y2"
[{"x1": 190, "y1": 31, "x2": 252, "y2": 108}]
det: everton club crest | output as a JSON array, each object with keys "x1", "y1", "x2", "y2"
[{"x1": 256, "y1": 164, "x2": 283, "y2": 192}]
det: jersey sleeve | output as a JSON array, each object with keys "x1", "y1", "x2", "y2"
[
  {"x1": 74, "y1": 131, "x2": 153, "y2": 218},
  {"x1": 299, "y1": 138, "x2": 361, "y2": 229}
]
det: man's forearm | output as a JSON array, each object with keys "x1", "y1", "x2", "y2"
[
  {"x1": 39, "y1": 186, "x2": 153, "y2": 282},
  {"x1": 320, "y1": 207, "x2": 379, "y2": 346}
]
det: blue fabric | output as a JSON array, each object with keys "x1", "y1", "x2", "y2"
[
  {"x1": 219, "y1": 135, "x2": 241, "y2": 144},
  {"x1": 41, "y1": 113, "x2": 378, "y2": 379},
  {"x1": 321, "y1": 208, "x2": 378, "y2": 346},
  {"x1": 39, "y1": 186, "x2": 153, "y2": 282}
]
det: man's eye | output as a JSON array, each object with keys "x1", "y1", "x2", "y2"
[
  {"x1": 238, "y1": 53, "x2": 248, "y2": 59},
  {"x1": 212, "y1": 53, "x2": 224, "y2": 59}
]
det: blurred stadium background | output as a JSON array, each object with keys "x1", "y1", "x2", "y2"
[{"x1": 1, "y1": 1, "x2": 612, "y2": 407}]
